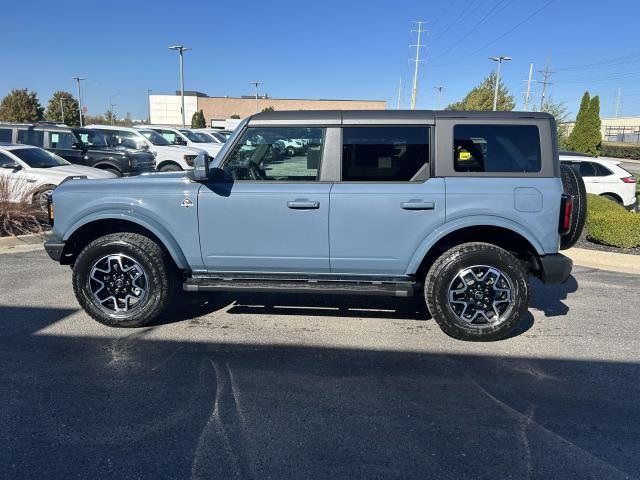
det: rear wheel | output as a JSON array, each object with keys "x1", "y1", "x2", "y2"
[
  {"x1": 425, "y1": 242, "x2": 529, "y2": 341},
  {"x1": 72, "y1": 233, "x2": 176, "y2": 327},
  {"x1": 560, "y1": 164, "x2": 587, "y2": 250}
]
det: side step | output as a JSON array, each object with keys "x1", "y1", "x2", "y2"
[{"x1": 183, "y1": 273, "x2": 415, "y2": 297}]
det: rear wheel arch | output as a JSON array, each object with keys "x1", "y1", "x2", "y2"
[
  {"x1": 600, "y1": 192, "x2": 623, "y2": 204},
  {"x1": 94, "y1": 163, "x2": 123, "y2": 175},
  {"x1": 62, "y1": 217, "x2": 188, "y2": 271},
  {"x1": 413, "y1": 225, "x2": 541, "y2": 282},
  {"x1": 157, "y1": 160, "x2": 183, "y2": 172}
]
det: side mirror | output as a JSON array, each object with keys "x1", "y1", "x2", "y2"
[
  {"x1": 72, "y1": 142, "x2": 84, "y2": 150},
  {"x1": 192, "y1": 153, "x2": 209, "y2": 181},
  {"x1": 1, "y1": 162, "x2": 22, "y2": 171}
]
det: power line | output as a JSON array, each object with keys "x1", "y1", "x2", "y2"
[
  {"x1": 409, "y1": 21, "x2": 426, "y2": 110},
  {"x1": 429, "y1": 0, "x2": 485, "y2": 44},
  {"x1": 429, "y1": 0, "x2": 460, "y2": 30},
  {"x1": 555, "y1": 52, "x2": 640, "y2": 72}
]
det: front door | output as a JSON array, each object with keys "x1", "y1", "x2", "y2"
[
  {"x1": 198, "y1": 126, "x2": 330, "y2": 273},
  {"x1": 47, "y1": 131, "x2": 85, "y2": 165},
  {"x1": 329, "y1": 125, "x2": 445, "y2": 275}
]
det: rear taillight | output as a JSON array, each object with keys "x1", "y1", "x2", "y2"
[
  {"x1": 559, "y1": 194, "x2": 573, "y2": 235},
  {"x1": 621, "y1": 176, "x2": 637, "y2": 183}
]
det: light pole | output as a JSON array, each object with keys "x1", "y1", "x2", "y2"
[
  {"x1": 147, "y1": 89, "x2": 152, "y2": 123},
  {"x1": 489, "y1": 56, "x2": 511, "y2": 111},
  {"x1": 250, "y1": 81, "x2": 262, "y2": 113},
  {"x1": 72, "y1": 76, "x2": 85, "y2": 126},
  {"x1": 169, "y1": 45, "x2": 191, "y2": 127},
  {"x1": 109, "y1": 93, "x2": 119, "y2": 125}
]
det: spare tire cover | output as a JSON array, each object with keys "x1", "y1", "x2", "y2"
[{"x1": 559, "y1": 163, "x2": 587, "y2": 250}]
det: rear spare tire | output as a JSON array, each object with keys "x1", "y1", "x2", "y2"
[{"x1": 559, "y1": 163, "x2": 587, "y2": 250}]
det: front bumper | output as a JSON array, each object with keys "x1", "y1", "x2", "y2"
[
  {"x1": 537, "y1": 253, "x2": 573, "y2": 284},
  {"x1": 44, "y1": 238, "x2": 65, "y2": 262}
]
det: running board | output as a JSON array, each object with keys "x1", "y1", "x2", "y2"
[{"x1": 183, "y1": 274, "x2": 415, "y2": 297}]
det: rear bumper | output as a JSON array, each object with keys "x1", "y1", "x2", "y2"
[
  {"x1": 44, "y1": 237, "x2": 65, "y2": 262},
  {"x1": 537, "y1": 253, "x2": 573, "y2": 284}
]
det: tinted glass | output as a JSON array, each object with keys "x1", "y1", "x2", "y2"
[
  {"x1": 453, "y1": 124, "x2": 541, "y2": 173},
  {"x1": 138, "y1": 129, "x2": 170, "y2": 146},
  {"x1": 12, "y1": 148, "x2": 69, "y2": 168},
  {"x1": 17, "y1": 130, "x2": 44, "y2": 147},
  {"x1": 224, "y1": 127, "x2": 324, "y2": 181},
  {"x1": 49, "y1": 131, "x2": 75, "y2": 149},
  {"x1": 592, "y1": 162, "x2": 612, "y2": 176},
  {"x1": 179, "y1": 130, "x2": 206, "y2": 142},
  {"x1": 158, "y1": 130, "x2": 179, "y2": 144},
  {"x1": 578, "y1": 162, "x2": 597, "y2": 177},
  {"x1": 342, "y1": 126, "x2": 429, "y2": 181},
  {"x1": 75, "y1": 129, "x2": 108, "y2": 147},
  {"x1": 0, "y1": 129, "x2": 12, "y2": 143},
  {"x1": 0, "y1": 151, "x2": 15, "y2": 166}
]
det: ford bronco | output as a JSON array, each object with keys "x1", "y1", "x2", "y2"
[{"x1": 44, "y1": 110, "x2": 585, "y2": 341}]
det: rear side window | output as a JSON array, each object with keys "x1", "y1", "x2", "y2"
[
  {"x1": 0, "y1": 128, "x2": 12, "y2": 143},
  {"x1": 342, "y1": 126, "x2": 429, "y2": 181},
  {"x1": 17, "y1": 130, "x2": 44, "y2": 147},
  {"x1": 49, "y1": 131, "x2": 75, "y2": 149},
  {"x1": 453, "y1": 124, "x2": 541, "y2": 173}
]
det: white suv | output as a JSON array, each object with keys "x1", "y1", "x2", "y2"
[
  {"x1": 135, "y1": 125, "x2": 222, "y2": 158},
  {"x1": 560, "y1": 153, "x2": 637, "y2": 209},
  {"x1": 86, "y1": 125, "x2": 203, "y2": 172}
]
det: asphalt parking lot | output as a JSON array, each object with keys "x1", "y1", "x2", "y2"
[{"x1": 1, "y1": 249, "x2": 640, "y2": 479}]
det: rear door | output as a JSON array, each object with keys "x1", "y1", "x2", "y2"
[
  {"x1": 329, "y1": 125, "x2": 445, "y2": 275},
  {"x1": 199, "y1": 125, "x2": 331, "y2": 272},
  {"x1": 46, "y1": 130, "x2": 85, "y2": 165}
]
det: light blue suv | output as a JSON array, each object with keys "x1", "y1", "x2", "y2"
[{"x1": 45, "y1": 110, "x2": 583, "y2": 340}]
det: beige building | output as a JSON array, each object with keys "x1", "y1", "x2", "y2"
[
  {"x1": 564, "y1": 116, "x2": 640, "y2": 143},
  {"x1": 149, "y1": 92, "x2": 386, "y2": 126}
]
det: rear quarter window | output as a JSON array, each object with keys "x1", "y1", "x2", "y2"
[
  {"x1": 453, "y1": 124, "x2": 541, "y2": 173},
  {"x1": 0, "y1": 128, "x2": 12, "y2": 143},
  {"x1": 17, "y1": 129, "x2": 44, "y2": 147}
]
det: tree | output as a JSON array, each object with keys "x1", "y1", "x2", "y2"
[
  {"x1": 0, "y1": 89, "x2": 44, "y2": 122},
  {"x1": 566, "y1": 91, "x2": 601, "y2": 155},
  {"x1": 104, "y1": 109, "x2": 117, "y2": 125},
  {"x1": 446, "y1": 72, "x2": 515, "y2": 111},
  {"x1": 191, "y1": 109, "x2": 206, "y2": 128},
  {"x1": 230, "y1": 114, "x2": 240, "y2": 119},
  {"x1": 45, "y1": 91, "x2": 80, "y2": 126},
  {"x1": 540, "y1": 98, "x2": 570, "y2": 148},
  {"x1": 261, "y1": 106, "x2": 275, "y2": 113}
]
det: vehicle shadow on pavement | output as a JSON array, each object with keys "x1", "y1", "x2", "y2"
[
  {"x1": 529, "y1": 275, "x2": 579, "y2": 317},
  {"x1": 1, "y1": 331, "x2": 637, "y2": 479}
]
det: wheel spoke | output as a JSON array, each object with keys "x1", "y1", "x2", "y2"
[{"x1": 88, "y1": 254, "x2": 148, "y2": 315}]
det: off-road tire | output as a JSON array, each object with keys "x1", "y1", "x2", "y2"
[
  {"x1": 104, "y1": 167, "x2": 122, "y2": 177},
  {"x1": 72, "y1": 233, "x2": 177, "y2": 327},
  {"x1": 560, "y1": 163, "x2": 587, "y2": 250},
  {"x1": 425, "y1": 242, "x2": 529, "y2": 341},
  {"x1": 159, "y1": 163, "x2": 182, "y2": 172}
]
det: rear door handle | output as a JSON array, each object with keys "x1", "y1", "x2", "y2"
[
  {"x1": 401, "y1": 201, "x2": 435, "y2": 210},
  {"x1": 287, "y1": 200, "x2": 320, "y2": 209}
]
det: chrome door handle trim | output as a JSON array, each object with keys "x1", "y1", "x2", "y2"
[{"x1": 287, "y1": 200, "x2": 320, "y2": 209}]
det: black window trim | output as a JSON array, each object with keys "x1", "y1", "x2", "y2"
[
  {"x1": 337, "y1": 124, "x2": 433, "y2": 183},
  {"x1": 218, "y1": 125, "x2": 328, "y2": 183}
]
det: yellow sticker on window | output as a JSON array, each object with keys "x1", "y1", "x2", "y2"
[{"x1": 458, "y1": 150, "x2": 471, "y2": 161}]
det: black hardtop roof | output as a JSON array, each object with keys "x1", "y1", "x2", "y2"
[{"x1": 247, "y1": 109, "x2": 553, "y2": 126}]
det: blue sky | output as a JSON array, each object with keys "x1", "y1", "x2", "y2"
[{"x1": 3, "y1": 0, "x2": 639, "y2": 120}]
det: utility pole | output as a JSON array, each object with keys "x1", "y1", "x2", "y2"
[
  {"x1": 615, "y1": 87, "x2": 622, "y2": 118},
  {"x1": 523, "y1": 63, "x2": 534, "y2": 111},
  {"x1": 147, "y1": 89, "x2": 152, "y2": 123},
  {"x1": 489, "y1": 56, "x2": 511, "y2": 111},
  {"x1": 169, "y1": 45, "x2": 191, "y2": 127},
  {"x1": 434, "y1": 85, "x2": 445, "y2": 110},
  {"x1": 537, "y1": 64, "x2": 554, "y2": 111},
  {"x1": 250, "y1": 81, "x2": 262, "y2": 112},
  {"x1": 109, "y1": 93, "x2": 119, "y2": 126},
  {"x1": 409, "y1": 21, "x2": 426, "y2": 110},
  {"x1": 59, "y1": 98, "x2": 65, "y2": 124},
  {"x1": 72, "y1": 76, "x2": 85, "y2": 126},
  {"x1": 396, "y1": 76, "x2": 403, "y2": 109}
]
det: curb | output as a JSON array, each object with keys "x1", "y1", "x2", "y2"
[
  {"x1": 565, "y1": 247, "x2": 640, "y2": 275},
  {"x1": 0, "y1": 232, "x2": 49, "y2": 254}
]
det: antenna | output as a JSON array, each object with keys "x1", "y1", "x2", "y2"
[
  {"x1": 250, "y1": 80, "x2": 263, "y2": 113},
  {"x1": 409, "y1": 21, "x2": 426, "y2": 110}
]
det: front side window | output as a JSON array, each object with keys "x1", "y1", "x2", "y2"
[
  {"x1": 17, "y1": 130, "x2": 44, "y2": 147},
  {"x1": 0, "y1": 129, "x2": 12, "y2": 143},
  {"x1": 223, "y1": 127, "x2": 324, "y2": 181},
  {"x1": 179, "y1": 129, "x2": 207, "y2": 143},
  {"x1": 74, "y1": 129, "x2": 108, "y2": 147},
  {"x1": 342, "y1": 126, "x2": 429, "y2": 181},
  {"x1": 158, "y1": 130, "x2": 179, "y2": 144},
  {"x1": 49, "y1": 131, "x2": 75, "y2": 149},
  {"x1": 12, "y1": 148, "x2": 69, "y2": 168},
  {"x1": 453, "y1": 124, "x2": 541, "y2": 173}
]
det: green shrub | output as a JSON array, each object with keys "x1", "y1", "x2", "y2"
[
  {"x1": 585, "y1": 194, "x2": 640, "y2": 248},
  {"x1": 599, "y1": 142, "x2": 640, "y2": 160}
]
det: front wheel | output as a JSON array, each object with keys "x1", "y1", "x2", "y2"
[
  {"x1": 72, "y1": 233, "x2": 176, "y2": 327},
  {"x1": 425, "y1": 242, "x2": 529, "y2": 341}
]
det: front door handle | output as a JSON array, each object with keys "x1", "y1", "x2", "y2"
[
  {"x1": 287, "y1": 200, "x2": 320, "y2": 209},
  {"x1": 401, "y1": 200, "x2": 435, "y2": 210}
]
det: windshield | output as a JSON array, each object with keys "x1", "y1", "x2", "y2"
[
  {"x1": 138, "y1": 129, "x2": 171, "y2": 146},
  {"x1": 210, "y1": 132, "x2": 227, "y2": 142},
  {"x1": 12, "y1": 147, "x2": 70, "y2": 168},
  {"x1": 179, "y1": 129, "x2": 207, "y2": 143},
  {"x1": 194, "y1": 132, "x2": 216, "y2": 142},
  {"x1": 74, "y1": 129, "x2": 109, "y2": 148}
]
